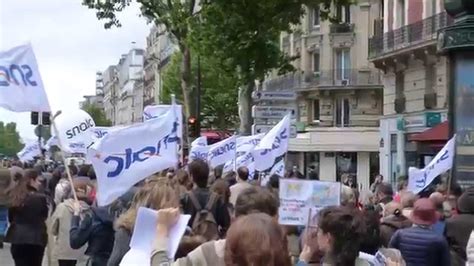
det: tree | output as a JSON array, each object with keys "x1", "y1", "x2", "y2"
[
  {"x1": 0, "y1": 122, "x2": 24, "y2": 157},
  {"x1": 82, "y1": 104, "x2": 112, "y2": 126},
  {"x1": 190, "y1": 0, "x2": 353, "y2": 134},
  {"x1": 82, "y1": 0, "x2": 200, "y2": 121},
  {"x1": 161, "y1": 51, "x2": 239, "y2": 130}
]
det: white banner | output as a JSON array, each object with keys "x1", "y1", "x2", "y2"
[
  {"x1": 64, "y1": 142, "x2": 87, "y2": 154},
  {"x1": 45, "y1": 136, "x2": 59, "y2": 150},
  {"x1": 253, "y1": 115, "x2": 290, "y2": 171},
  {"x1": 89, "y1": 108, "x2": 180, "y2": 206},
  {"x1": 143, "y1": 104, "x2": 183, "y2": 145},
  {"x1": 207, "y1": 136, "x2": 236, "y2": 168},
  {"x1": 408, "y1": 136, "x2": 455, "y2": 194},
  {"x1": 0, "y1": 44, "x2": 51, "y2": 112},
  {"x1": 17, "y1": 142, "x2": 42, "y2": 162},
  {"x1": 270, "y1": 160, "x2": 285, "y2": 177},
  {"x1": 236, "y1": 133, "x2": 264, "y2": 155},
  {"x1": 188, "y1": 145, "x2": 209, "y2": 162},
  {"x1": 191, "y1": 136, "x2": 207, "y2": 147}
]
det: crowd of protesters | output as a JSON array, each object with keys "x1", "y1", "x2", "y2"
[{"x1": 0, "y1": 159, "x2": 474, "y2": 266}]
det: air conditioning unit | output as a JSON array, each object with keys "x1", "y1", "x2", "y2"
[{"x1": 341, "y1": 79, "x2": 349, "y2": 86}]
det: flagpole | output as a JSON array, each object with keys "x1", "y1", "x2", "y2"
[
  {"x1": 171, "y1": 94, "x2": 182, "y2": 168},
  {"x1": 51, "y1": 112, "x2": 78, "y2": 202}
]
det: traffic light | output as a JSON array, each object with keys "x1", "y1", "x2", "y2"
[
  {"x1": 188, "y1": 116, "x2": 199, "y2": 138},
  {"x1": 30, "y1": 112, "x2": 51, "y2": 125}
]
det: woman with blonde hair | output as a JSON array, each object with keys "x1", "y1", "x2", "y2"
[{"x1": 107, "y1": 178, "x2": 179, "y2": 266}]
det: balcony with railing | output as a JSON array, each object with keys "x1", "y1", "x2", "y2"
[
  {"x1": 263, "y1": 69, "x2": 382, "y2": 91},
  {"x1": 369, "y1": 12, "x2": 453, "y2": 60}
]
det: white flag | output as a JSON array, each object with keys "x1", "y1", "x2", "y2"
[
  {"x1": 45, "y1": 136, "x2": 59, "y2": 150},
  {"x1": 0, "y1": 44, "x2": 50, "y2": 112},
  {"x1": 191, "y1": 136, "x2": 207, "y2": 147},
  {"x1": 143, "y1": 104, "x2": 183, "y2": 145},
  {"x1": 89, "y1": 108, "x2": 180, "y2": 206},
  {"x1": 236, "y1": 133, "x2": 264, "y2": 155},
  {"x1": 188, "y1": 145, "x2": 209, "y2": 162},
  {"x1": 270, "y1": 160, "x2": 285, "y2": 177},
  {"x1": 207, "y1": 136, "x2": 236, "y2": 168},
  {"x1": 408, "y1": 136, "x2": 455, "y2": 194},
  {"x1": 17, "y1": 142, "x2": 42, "y2": 162},
  {"x1": 253, "y1": 115, "x2": 290, "y2": 171},
  {"x1": 64, "y1": 142, "x2": 87, "y2": 154}
]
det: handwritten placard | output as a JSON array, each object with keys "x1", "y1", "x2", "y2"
[{"x1": 278, "y1": 179, "x2": 341, "y2": 226}]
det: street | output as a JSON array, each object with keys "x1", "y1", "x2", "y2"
[{"x1": 0, "y1": 243, "x2": 48, "y2": 266}]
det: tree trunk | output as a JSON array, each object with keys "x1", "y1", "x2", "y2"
[
  {"x1": 180, "y1": 45, "x2": 195, "y2": 119},
  {"x1": 238, "y1": 80, "x2": 254, "y2": 135}
]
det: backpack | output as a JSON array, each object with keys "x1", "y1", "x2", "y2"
[{"x1": 188, "y1": 192, "x2": 219, "y2": 241}]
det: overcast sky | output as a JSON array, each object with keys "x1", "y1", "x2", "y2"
[{"x1": 0, "y1": 0, "x2": 150, "y2": 142}]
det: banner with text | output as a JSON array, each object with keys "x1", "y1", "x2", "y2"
[
  {"x1": 279, "y1": 179, "x2": 341, "y2": 226},
  {"x1": 408, "y1": 136, "x2": 455, "y2": 194},
  {"x1": 207, "y1": 136, "x2": 236, "y2": 168},
  {"x1": 0, "y1": 43, "x2": 51, "y2": 112},
  {"x1": 89, "y1": 108, "x2": 179, "y2": 206}
]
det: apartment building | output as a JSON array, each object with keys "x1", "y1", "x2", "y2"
[
  {"x1": 80, "y1": 72, "x2": 104, "y2": 109},
  {"x1": 265, "y1": 0, "x2": 383, "y2": 190},
  {"x1": 369, "y1": 0, "x2": 451, "y2": 185},
  {"x1": 143, "y1": 25, "x2": 176, "y2": 107},
  {"x1": 102, "y1": 66, "x2": 119, "y2": 125}
]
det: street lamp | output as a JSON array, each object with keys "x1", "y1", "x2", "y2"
[{"x1": 438, "y1": 0, "x2": 474, "y2": 188}]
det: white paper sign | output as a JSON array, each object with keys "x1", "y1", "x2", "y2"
[
  {"x1": 207, "y1": 136, "x2": 237, "y2": 168},
  {"x1": 0, "y1": 43, "x2": 51, "y2": 112},
  {"x1": 89, "y1": 108, "x2": 179, "y2": 206},
  {"x1": 120, "y1": 207, "x2": 191, "y2": 265},
  {"x1": 278, "y1": 179, "x2": 341, "y2": 226},
  {"x1": 408, "y1": 136, "x2": 455, "y2": 194}
]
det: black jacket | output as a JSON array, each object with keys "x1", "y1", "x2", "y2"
[
  {"x1": 389, "y1": 226, "x2": 450, "y2": 266},
  {"x1": 380, "y1": 214, "x2": 412, "y2": 247},
  {"x1": 181, "y1": 187, "x2": 230, "y2": 232},
  {"x1": 6, "y1": 186, "x2": 48, "y2": 246},
  {"x1": 70, "y1": 206, "x2": 115, "y2": 260},
  {"x1": 445, "y1": 188, "x2": 474, "y2": 262},
  {"x1": 107, "y1": 227, "x2": 132, "y2": 266}
]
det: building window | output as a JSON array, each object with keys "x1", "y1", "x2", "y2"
[
  {"x1": 313, "y1": 7, "x2": 320, "y2": 27},
  {"x1": 335, "y1": 98, "x2": 350, "y2": 127},
  {"x1": 304, "y1": 152, "x2": 320, "y2": 179},
  {"x1": 395, "y1": 71, "x2": 405, "y2": 99},
  {"x1": 312, "y1": 52, "x2": 320, "y2": 73},
  {"x1": 335, "y1": 49, "x2": 351, "y2": 80},
  {"x1": 336, "y1": 152, "x2": 357, "y2": 183},
  {"x1": 312, "y1": 99, "x2": 320, "y2": 122},
  {"x1": 397, "y1": 0, "x2": 405, "y2": 27},
  {"x1": 336, "y1": 5, "x2": 351, "y2": 23}
]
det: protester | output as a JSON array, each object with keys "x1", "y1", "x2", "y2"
[
  {"x1": 224, "y1": 213, "x2": 292, "y2": 265},
  {"x1": 51, "y1": 180, "x2": 91, "y2": 266},
  {"x1": 340, "y1": 185, "x2": 356, "y2": 208},
  {"x1": 70, "y1": 199, "x2": 115, "y2": 266},
  {"x1": 389, "y1": 198, "x2": 450, "y2": 266},
  {"x1": 374, "y1": 182, "x2": 394, "y2": 215},
  {"x1": 359, "y1": 208, "x2": 381, "y2": 255},
  {"x1": 379, "y1": 202, "x2": 411, "y2": 247},
  {"x1": 400, "y1": 191, "x2": 416, "y2": 218},
  {"x1": 312, "y1": 206, "x2": 365, "y2": 265},
  {"x1": 107, "y1": 178, "x2": 179, "y2": 266},
  {"x1": 429, "y1": 191, "x2": 447, "y2": 235},
  {"x1": 5, "y1": 169, "x2": 48, "y2": 266},
  {"x1": 75, "y1": 165, "x2": 91, "y2": 183},
  {"x1": 181, "y1": 159, "x2": 230, "y2": 240},
  {"x1": 229, "y1": 166, "x2": 253, "y2": 207},
  {"x1": 445, "y1": 187, "x2": 474, "y2": 264},
  {"x1": 211, "y1": 179, "x2": 231, "y2": 215},
  {"x1": 266, "y1": 174, "x2": 280, "y2": 199},
  {"x1": 55, "y1": 165, "x2": 77, "y2": 205},
  {"x1": 151, "y1": 186, "x2": 279, "y2": 265},
  {"x1": 0, "y1": 169, "x2": 13, "y2": 248},
  {"x1": 393, "y1": 179, "x2": 407, "y2": 203},
  {"x1": 370, "y1": 174, "x2": 383, "y2": 193}
]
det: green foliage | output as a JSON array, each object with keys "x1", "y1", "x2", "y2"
[
  {"x1": 161, "y1": 51, "x2": 239, "y2": 130},
  {"x1": 82, "y1": 104, "x2": 112, "y2": 126},
  {"x1": 0, "y1": 122, "x2": 24, "y2": 157}
]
